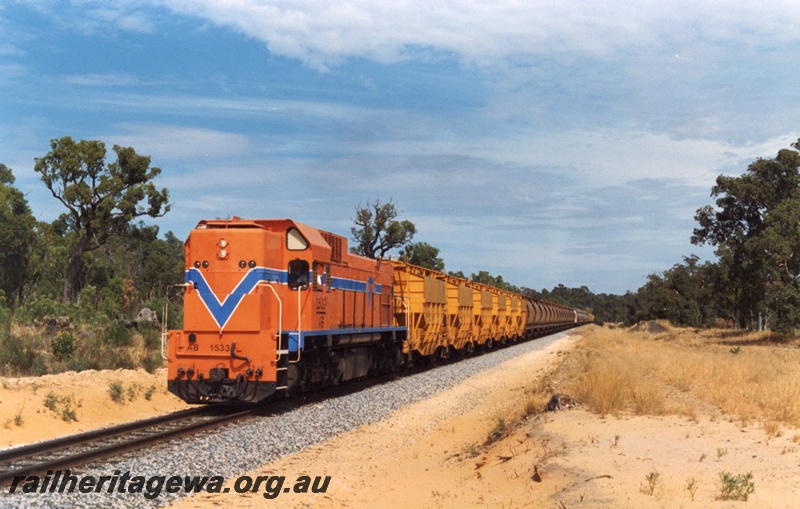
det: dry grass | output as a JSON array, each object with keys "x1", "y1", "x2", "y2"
[
  {"x1": 0, "y1": 322, "x2": 164, "y2": 376},
  {"x1": 549, "y1": 324, "x2": 800, "y2": 427}
]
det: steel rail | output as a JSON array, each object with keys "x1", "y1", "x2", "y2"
[{"x1": 0, "y1": 407, "x2": 254, "y2": 486}]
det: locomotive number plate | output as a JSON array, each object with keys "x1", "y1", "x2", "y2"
[{"x1": 209, "y1": 343, "x2": 231, "y2": 353}]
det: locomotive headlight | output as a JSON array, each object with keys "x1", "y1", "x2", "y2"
[
  {"x1": 218, "y1": 248, "x2": 229, "y2": 259},
  {"x1": 218, "y1": 238, "x2": 228, "y2": 248}
]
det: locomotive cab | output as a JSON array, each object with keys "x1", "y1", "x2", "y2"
[{"x1": 167, "y1": 219, "x2": 328, "y2": 403}]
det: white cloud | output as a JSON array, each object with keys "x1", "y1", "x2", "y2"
[
  {"x1": 0, "y1": 62, "x2": 28, "y2": 84},
  {"x1": 150, "y1": 0, "x2": 800, "y2": 69},
  {"x1": 64, "y1": 73, "x2": 141, "y2": 86},
  {"x1": 2, "y1": 1, "x2": 155, "y2": 34},
  {"x1": 0, "y1": 43, "x2": 25, "y2": 57},
  {"x1": 108, "y1": 123, "x2": 252, "y2": 160},
  {"x1": 19, "y1": 1, "x2": 800, "y2": 69},
  {"x1": 76, "y1": 4, "x2": 154, "y2": 33},
  {"x1": 464, "y1": 130, "x2": 800, "y2": 187},
  {"x1": 74, "y1": 92, "x2": 371, "y2": 122}
]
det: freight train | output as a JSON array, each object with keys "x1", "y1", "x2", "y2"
[{"x1": 164, "y1": 218, "x2": 591, "y2": 404}]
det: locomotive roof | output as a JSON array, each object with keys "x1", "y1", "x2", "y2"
[{"x1": 193, "y1": 217, "x2": 338, "y2": 258}]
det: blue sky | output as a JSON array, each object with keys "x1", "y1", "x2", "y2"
[{"x1": 2, "y1": 0, "x2": 800, "y2": 295}]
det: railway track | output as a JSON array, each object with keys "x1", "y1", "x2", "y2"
[
  {"x1": 0, "y1": 371, "x2": 397, "y2": 488},
  {"x1": 0, "y1": 406, "x2": 255, "y2": 486},
  {"x1": 0, "y1": 332, "x2": 572, "y2": 490}
]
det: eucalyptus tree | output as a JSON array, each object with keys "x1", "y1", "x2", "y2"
[
  {"x1": 398, "y1": 241, "x2": 445, "y2": 271},
  {"x1": 350, "y1": 198, "x2": 416, "y2": 258},
  {"x1": 34, "y1": 137, "x2": 170, "y2": 302},
  {"x1": 693, "y1": 140, "x2": 800, "y2": 332},
  {"x1": 0, "y1": 164, "x2": 37, "y2": 308}
]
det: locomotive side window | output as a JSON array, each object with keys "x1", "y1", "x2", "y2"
[
  {"x1": 312, "y1": 261, "x2": 324, "y2": 291},
  {"x1": 286, "y1": 228, "x2": 309, "y2": 251},
  {"x1": 288, "y1": 259, "x2": 310, "y2": 290}
]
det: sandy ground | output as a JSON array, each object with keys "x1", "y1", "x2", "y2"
[
  {"x1": 4, "y1": 332, "x2": 800, "y2": 508},
  {"x1": 0, "y1": 368, "x2": 190, "y2": 448}
]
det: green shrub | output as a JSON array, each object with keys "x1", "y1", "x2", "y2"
[
  {"x1": 51, "y1": 331, "x2": 76, "y2": 360},
  {"x1": 140, "y1": 327, "x2": 161, "y2": 351},
  {"x1": 61, "y1": 405, "x2": 78, "y2": 422},
  {"x1": 13, "y1": 406, "x2": 24, "y2": 426},
  {"x1": 0, "y1": 333, "x2": 38, "y2": 375},
  {"x1": 141, "y1": 350, "x2": 164, "y2": 374},
  {"x1": 44, "y1": 392, "x2": 59, "y2": 411},
  {"x1": 15, "y1": 296, "x2": 66, "y2": 323},
  {"x1": 105, "y1": 321, "x2": 133, "y2": 347},
  {"x1": 0, "y1": 298, "x2": 9, "y2": 333},
  {"x1": 487, "y1": 417, "x2": 508, "y2": 443},
  {"x1": 65, "y1": 356, "x2": 100, "y2": 372},
  {"x1": 43, "y1": 392, "x2": 79, "y2": 422},
  {"x1": 108, "y1": 381, "x2": 125, "y2": 403},
  {"x1": 644, "y1": 471, "x2": 660, "y2": 496},
  {"x1": 717, "y1": 471, "x2": 755, "y2": 501},
  {"x1": 107, "y1": 349, "x2": 135, "y2": 370}
]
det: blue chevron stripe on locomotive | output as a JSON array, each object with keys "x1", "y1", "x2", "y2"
[
  {"x1": 185, "y1": 267, "x2": 287, "y2": 329},
  {"x1": 186, "y1": 267, "x2": 384, "y2": 330}
]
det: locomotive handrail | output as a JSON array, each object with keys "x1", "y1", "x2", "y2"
[
  {"x1": 161, "y1": 283, "x2": 193, "y2": 360},
  {"x1": 255, "y1": 281, "x2": 283, "y2": 361},
  {"x1": 290, "y1": 288, "x2": 302, "y2": 364}
]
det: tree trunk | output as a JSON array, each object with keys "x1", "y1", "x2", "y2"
[{"x1": 63, "y1": 249, "x2": 84, "y2": 303}]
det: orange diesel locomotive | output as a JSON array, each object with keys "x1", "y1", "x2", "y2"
[{"x1": 165, "y1": 218, "x2": 590, "y2": 404}]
